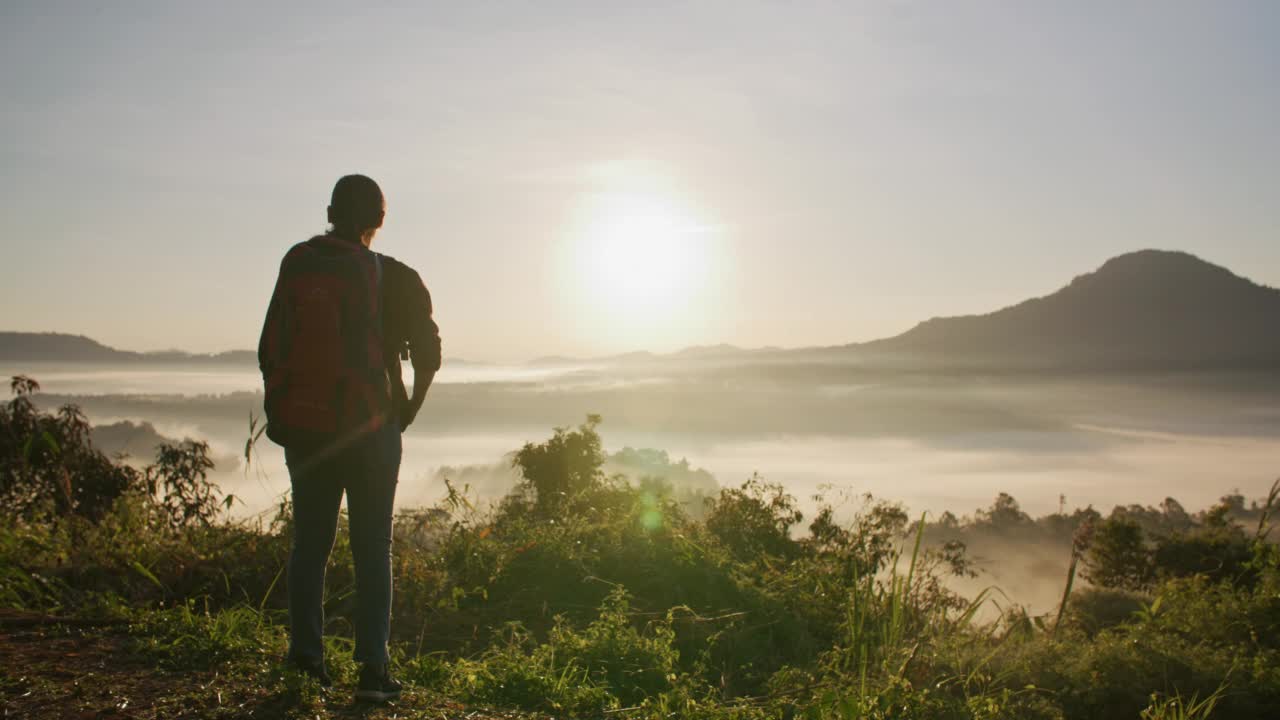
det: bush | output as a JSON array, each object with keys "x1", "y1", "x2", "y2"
[
  {"x1": 0, "y1": 375, "x2": 228, "y2": 527},
  {"x1": 0, "y1": 376, "x2": 138, "y2": 520},
  {"x1": 1152, "y1": 524, "x2": 1255, "y2": 586},
  {"x1": 1065, "y1": 587, "x2": 1148, "y2": 636},
  {"x1": 705, "y1": 475, "x2": 803, "y2": 564}
]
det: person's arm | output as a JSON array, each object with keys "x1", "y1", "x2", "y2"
[
  {"x1": 398, "y1": 269, "x2": 441, "y2": 430},
  {"x1": 258, "y1": 293, "x2": 280, "y2": 381},
  {"x1": 258, "y1": 249, "x2": 296, "y2": 380}
]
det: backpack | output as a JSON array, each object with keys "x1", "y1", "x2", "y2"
[{"x1": 261, "y1": 235, "x2": 390, "y2": 448}]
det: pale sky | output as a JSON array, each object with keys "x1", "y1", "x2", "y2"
[{"x1": 2, "y1": 1, "x2": 1277, "y2": 361}]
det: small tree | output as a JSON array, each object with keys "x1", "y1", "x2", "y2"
[
  {"x1": 511, "y1": 414, "x2": 605, "y2": 517},
  {"x1": 975, "y1": 492, "x2": 1034, "y2": 535},
  {"x1": 1082, "y1": 515, "x2": 1155, "y2": 590}
]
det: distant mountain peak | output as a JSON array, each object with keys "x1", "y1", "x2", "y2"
[
  {"x1": 1099, "y1": 248, "x2": 1203, "y2": 267},
  {"x1": 1057, "y1": 250, "x2": 1265, "y2": 303},
  {"x1": 1082, "y1": 249, "x2": 1244, "y2": 284},
  {"x1": 860, "y1": 249, "x2": 1280, "y2": 370}
]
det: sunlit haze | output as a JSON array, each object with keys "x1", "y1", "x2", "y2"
[
  {"x1": 3, "y1": 2, "x2": 1278, "y2": 360},
  {"x1": 562, "y1": 167, "x2": 725, "y2": 351}
]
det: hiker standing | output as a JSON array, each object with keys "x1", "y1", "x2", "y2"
[{"x1": 258, "y1": 174, "x2": 441, "y2": 701}]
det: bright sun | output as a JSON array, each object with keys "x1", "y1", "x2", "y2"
[{"x1": 565, "y1": 189, "x2": 719, "y2": 347}]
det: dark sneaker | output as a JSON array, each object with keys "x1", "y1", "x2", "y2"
[
  {"x1": 287, "y1": 656, "x2": 333, "y2": 687},
  {"x1": 355, "y1": 663, "x2": 403, "y2": 703}
]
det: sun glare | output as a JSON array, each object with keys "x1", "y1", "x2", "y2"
[{"x1": 564, "y1": 187, "x2": 720, "y2": 348}]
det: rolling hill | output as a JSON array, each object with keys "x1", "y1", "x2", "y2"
[{"x1": 0, "y1": 332, "x2": 254, "y2": 365}]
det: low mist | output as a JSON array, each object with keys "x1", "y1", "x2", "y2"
[{"x1": 7, "y1": 356, "x2": 1278, "y2": 613}]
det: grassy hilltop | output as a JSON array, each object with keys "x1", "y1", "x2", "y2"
[{"x1": 2, "y1": 376, "x2": 1279, "y2": 719}]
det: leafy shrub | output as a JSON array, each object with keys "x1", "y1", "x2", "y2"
[
  {"x1": 445, "y1": 588, "x2": 685, "y2": 715},
  {"x1": 445, "y1": 621, "x2": 617, "y2": 715},
  {"x1": 0, "y1": 376, "x2": 138, "y2": 520},
  {"x1": 1152, "y1": 523, "x2": 1254, "y2": 586},
  {"x1": 145, "y1": 439, "x2": 227, "y2": 529},
  {"x1": 545, "y1": 588, "x2": 681, "y2": 705},
  {"x1": 1064, "y1": 586, "x2": 1148, "y2": 636},
  {"x1": 1, "y1": 375, "x2": 228, "y2": 528},
  {"x1": 705, "y1": 475, "x2": 803, "y2": 564}
]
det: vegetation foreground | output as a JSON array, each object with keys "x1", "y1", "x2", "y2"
[{"x1": 2, "y1": 377, "x2": 1279, "y2": 719}]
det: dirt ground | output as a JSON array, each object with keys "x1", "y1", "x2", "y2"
[{"x1": 0, "y1": 612, "x2": 534, "y2": 720}]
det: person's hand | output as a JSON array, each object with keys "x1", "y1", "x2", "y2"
[
  {"x1": 396, "y1": 394, "x2": 417, "y2": 427},
  {"x1": 398, "y1": 369, "x2": 434, "y2": 432},
  {"x1": 397, "y1": 397, "x2": 419, "y2": 432}
]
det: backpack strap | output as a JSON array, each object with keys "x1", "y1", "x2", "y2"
[{"x1": 374, "y1": 252, "x2": 384, "y2": 325}]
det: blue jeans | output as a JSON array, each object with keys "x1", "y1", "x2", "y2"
[{"x1": 284, "y1": 422, "x2": 401, "y2": 665}]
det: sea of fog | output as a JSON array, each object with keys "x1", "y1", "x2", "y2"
[
  {"x1": 9, "y1": 359, "x2": 1279, "y2": 522},
  {"x1": 9, "y1": 361, "x2": 590, "y2": 396},
  {"x1": 9, "y1": 359, "x2": 1280, "y2": 615}
]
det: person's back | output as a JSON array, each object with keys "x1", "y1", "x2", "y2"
[
  {"x1": 257, "y1": 174, "x2": 439, "y2": 702},
  {"x1": 260, "y1": 233, "x2": 390, "y2": 448}
]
